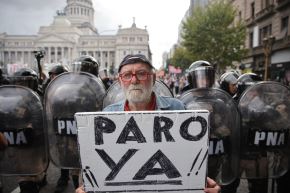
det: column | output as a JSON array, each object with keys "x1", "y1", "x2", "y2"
[
  {"x1": 68, "y1": 47, "x2": 71, "y2": 63},
  {"x1": 15, "y1": 51, "x2": 18, "y2": 63},
  {"x1": 100, "y1": 51, "x2": 103, "y2": 67},
  {"x1": 22, "y1": 51, "x2": 24, "y2": 63},
  {"x1": 8, "y1": 51, "x2": 11, "y2": 63},
  {"x1": 106, "y1": 51, "x2": 110, "y2": 68},
  {"x1": 55, "y1": 47, "x2": 57, "y2": 63},
  {"x1": 61, "y1": 47, "x2": 64, "y2": 63},
  {"x1": 48, "y1": 47, "x2": 51, "y2": 64}
]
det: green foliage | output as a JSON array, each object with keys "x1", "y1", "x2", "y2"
[
  {"x1": 169, "y1": 46, "x2": 192, "y2": 70},
  {"x1": 181, "y1": 0, "x2": 246, "y2": 71}
]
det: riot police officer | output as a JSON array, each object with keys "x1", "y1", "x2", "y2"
[
  {"x1": 12, "y1": 68, "x2": 43, "y2": 96},
  {"x1": 6, "y1": 68, "x2": 47, "y2": 193},
  {"x1": 233, "y1": 72, "x2": 262, "y2": 101},
  {"x1": 181, "y1": 60, "x2": 215, "y2": 93},
  {"x1": 218, "y1": 71, "x2": 239, "y2": 97},
  {"x1": 71, "y1": 55, "x2": 99, "y2": 77},
  {"x1": 235, "y1": 73, "x2": 269, "y2": 193},
  {"x1": 53, "y1": 56, "x2": 103, "y2": 193},
  {"x1": 42, "y1": 65, "x2": 68, "y2": 92}
]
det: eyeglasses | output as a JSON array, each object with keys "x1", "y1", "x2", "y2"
[{"x1": 119, "y1": 70, "x2": 153, "y2": 82}]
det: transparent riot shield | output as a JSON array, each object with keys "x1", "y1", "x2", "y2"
[
  {"x1": 238, "y1": 81, "x2": 290, "y2": 179},
  {"x1": 44, "y1": 72, "x2": 106, "y2": 169},
  {"x1": 0, "y1": 85, "x2": 48, "y2": 175},
  {"x1": 178, "y1": 88, "x2": 240, "y2": 185},
  {"x1": 102, "y1": 80, "x2": 173, "y2": 108}
]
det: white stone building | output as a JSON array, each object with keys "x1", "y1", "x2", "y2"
[{"x1": 0, "y1": 0, "x2": 151, "y2": 75}]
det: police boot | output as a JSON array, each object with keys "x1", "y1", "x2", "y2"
[
  {"x1": 19, "y1": 181, "x2": 39, "y2": 193},
  {"x1": 72, "y1": 175, "x2": 79, "y2": 189},
  {"x1": 54, "y1": 169, "x2": 69, "y2": 193}
]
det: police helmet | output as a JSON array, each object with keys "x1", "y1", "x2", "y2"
[
  {"x1": 72, "y1": 55, "x2": 99, "y2": 76},
  {"x1": 236, "y1": 73, "x2": 262, "y2": 97},
  {"x1": 219, "y1": 71, "x2": 239, "y2": 96},
  {"x1": 13, "y1": 68, "x2": 38, "y2": 77},
  {"x1": 11, "y1": 68, "x2": 38, "y2": 91},
  {"x1": 49, "y1": 65, "x2": 68, "y2": 76},
  {"x1": 187, "y1": 60, "x2": 215, "y2": 89}
]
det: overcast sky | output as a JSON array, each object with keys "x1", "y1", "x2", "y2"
[{"x1": 0, "y1": 0, "x2": 189, "y2": 69}]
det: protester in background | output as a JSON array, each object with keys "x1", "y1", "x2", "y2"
[{"x1": 75, "y1": 54, "x2": 220, "y2": 193}]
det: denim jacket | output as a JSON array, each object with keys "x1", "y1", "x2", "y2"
[{"x1": 103, "y1": 92, "x2": 185, "y2": 111}]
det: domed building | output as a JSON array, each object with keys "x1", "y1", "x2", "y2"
[{"x1": 0, "y1": 0, "x2": 151, "y2": 75}]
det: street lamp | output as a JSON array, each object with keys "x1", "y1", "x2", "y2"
[{"x1": 262, "y1": 35, "x2": 275, "y2": 80}]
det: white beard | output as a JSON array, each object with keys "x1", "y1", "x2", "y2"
[{"x1": 124, "y1": 84, "x2": 152, "y2": 103}]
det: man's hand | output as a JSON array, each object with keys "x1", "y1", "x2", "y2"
[
  {"x1": 75, "y1": 186, "x2": 86, "y2": 193},
  {"x1": 204, "y1": 177, "x2": 221, "y2": 193}
]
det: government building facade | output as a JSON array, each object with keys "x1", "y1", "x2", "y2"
[{"x1": 0, "y1": 0, "x2": 151, "y2": 75}]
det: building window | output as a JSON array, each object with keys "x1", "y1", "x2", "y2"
[
  {"x1": 259, "y1": 24, "x2": 272, "y2": 45},
  {"x1": 122, "y1": 37, "x2": 128, "y2": 42},
  {"x1": 249, "y1": 32, "x2": 253, "y2": 48},
  {"x1": 123, "y1": 51, "x2": 126, "y2": 55},
  {"x1": 129, "y1": 37, "x2": 135, "y2": 42},
  {"x1": 263, "y1": 0, "x2": 270, "y2": 9},
  {"x1": 239, "y1": 11, "x2": 242, "y2": 21},
  {"x1": 251, "y1": 2, "x2": 255, "y2": 18},
  {"x1": 137, "y1": 37, "x2": 143, "y2": 42},
  {"x1": 281, "y1": 16, "x2": 289, "y2": 32}
]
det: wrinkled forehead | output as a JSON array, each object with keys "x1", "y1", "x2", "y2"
[{"x1": 119, "y1": 63, "x2": 152, "y2": 73}]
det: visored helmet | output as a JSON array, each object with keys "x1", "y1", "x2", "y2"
[
  {"x1": 48, "y1": 65, "x2": 68, "y2": 76},
  {"x1": 13, "y1": 68, "x2": 38, "y2": 77},
  {"x1": 11, "y1": 68, "x2": 38, "y2": 91},
  {"x1": 187, "y1": 60, "x2": 215, "y2": 89},
  {"x1": 219, "y1": 71, "x2": 239, "y2": 96},
  {"x1": 71, "y1": 55, "x2": 99, "y2": 76},
  {"x1": 235, "y1": 73, "x2": 262, "y2": 98}
]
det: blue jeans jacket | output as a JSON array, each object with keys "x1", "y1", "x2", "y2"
[{"x1": 103, "y1": 92, "x2": 185, "y2": 111}]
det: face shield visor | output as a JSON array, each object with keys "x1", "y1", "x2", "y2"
[
  {"x1": 9, "y1": 76, "x2": 38, "y2": 91},
  {"x1": 190, "y1": 66, "x2": 215, "y2": 88},
  {"x1": 71, "y1": 61, "x2": 98, "y2": 76}
]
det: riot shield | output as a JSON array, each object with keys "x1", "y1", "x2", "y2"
[
  {"x1": 178, "y1": 88, "x2": 240, "y2": 185},
  {"x1": 238, "y1": 81, "x2": 290, "y2": 179},
  {"x1": 0, "y1": 85, "x2": 48, "y2": 175},
  {"x1": 102, "y1": 80, "x2": 173, "y2": 108},
  {"x1": 44, "y1": 72, "x2": 106, "y2": 169}
]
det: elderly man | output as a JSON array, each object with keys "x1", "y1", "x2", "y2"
[{"x1": 76, "y1": 54, "x2": 220, "y2": 193}]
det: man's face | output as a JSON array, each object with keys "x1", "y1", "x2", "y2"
[
  {"x1": 228, "y1": 83, "x2": 237, "y2": 95},
  {"x1": 119, "y1": 63, "x2": 155, "y2": 104}
]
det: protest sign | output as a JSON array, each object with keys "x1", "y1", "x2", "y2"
[{"x1": 75, "y1": 110, "x2": 209, "y2": 193}]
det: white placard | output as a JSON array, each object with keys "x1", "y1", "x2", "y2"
[{"x1": 75, "y1": 110, "x2": 209, "y2": 193}]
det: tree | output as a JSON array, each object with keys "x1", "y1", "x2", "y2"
[
  {"x1": 182, "y1": 0, "x2": 246, "y2": 72},
  {"x1": 169, "y1": 46, "x2": 192, "y2": 71}
]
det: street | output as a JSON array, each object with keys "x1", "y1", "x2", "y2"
[{"x1": 2, "y1": 163, "x2": 75, "y2": 193}]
